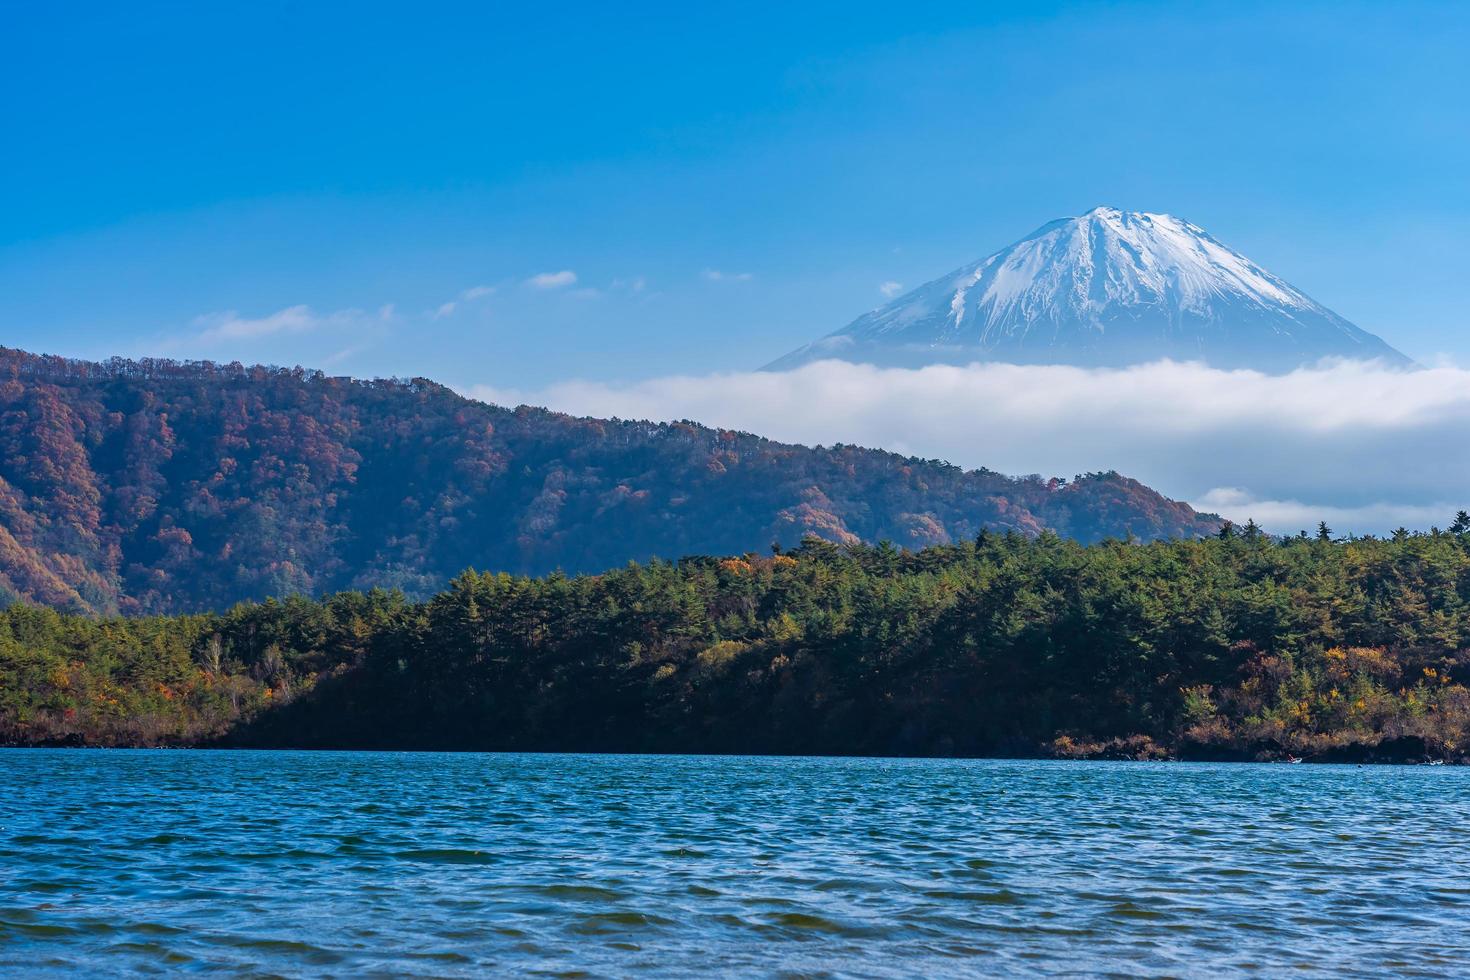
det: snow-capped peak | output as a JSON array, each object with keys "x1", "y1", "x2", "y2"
[{"x1": 767, "y1": 208, "x2": 1408, "y2": 372}]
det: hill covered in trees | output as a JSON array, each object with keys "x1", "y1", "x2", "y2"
[
  {"x1": 3, "y1": 529, "x2": 1470, "y2": 762},
  {"x1": 0, "y1": 347, "x2": 1216, "y2": 614}
]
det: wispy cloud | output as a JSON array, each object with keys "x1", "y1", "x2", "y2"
[
  {"x1": 428, "y1": 284, "x2": 497, "y2": 319},
  {"x1": 464, "y1": 358, "x2": 1470, "y2": 537},
  {"x1": 879, "y1": 281, "x2": 903, "y2": 298},
  {"x1": 322, "y1": 344, "x2": 371, "y2": 367},
  {"x1": 702, "y1": 269, "x2": 752, "y2": 282},
  {"x1": 192, "y1": 305, "x2": 360, "y2": 342},
  {"x1": 191, "y1": 283, "x2": 486, "y2": 351},
  {"x1": 526, "y1": 270, "x2": 578, "y2": 290},
  {"x1": 1191, "y1": 488, "x2": 1453, "y2": 535}
]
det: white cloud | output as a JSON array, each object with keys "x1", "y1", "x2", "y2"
[
  {"x1": 1192, "y1": 488, "x2": 1454, "y2": 535},
  {"x1": 322, "y1": 344, "x2": 370, "y2": 367},
  {"x1": 526, "y1": 270, "x2": 577, "y2": 290},
  {"x1": 192, "y1": 305, "x2": 359, "y2": 342},
  {"x1": 464, "y1": 359, "x2": 1470, "y2": 537},
  {"x1": 702, "y1": 268, "x2": 753, "y2": 282},
  {"x1": 879, "y1": 280, "x2": 904, "y2": 298},
  {"x1": 428, "y1": 285, "x2": 496, "y2": 319},
  {"x1": 612, "y1": 276, "x2": 647, "y2": 293}
]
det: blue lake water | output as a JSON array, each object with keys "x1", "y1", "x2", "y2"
[{"x1": 1, "y1": 751, "x2": 1467, "y2": 977}]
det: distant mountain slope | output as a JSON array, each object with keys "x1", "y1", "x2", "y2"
[
  {"x1": 769, "y1": 207, "x2": 1409, "y2": 372},
  {"x1": 0, "y1": 347, "x2": 1218, "y2": 614}
]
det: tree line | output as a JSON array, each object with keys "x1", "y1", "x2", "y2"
[{"x1": 6, "y1": 523, "x2": 1470, "y2": 762}]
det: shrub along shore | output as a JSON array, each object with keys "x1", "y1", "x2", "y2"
[{"x1": 5, "y1": 526, "x2": 1470, "y2": 762}]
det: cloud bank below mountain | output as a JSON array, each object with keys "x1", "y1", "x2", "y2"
[{"x1": 468, "y1": 359, "x2": 1466, "y2": 536}]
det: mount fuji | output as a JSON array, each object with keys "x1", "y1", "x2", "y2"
[{"x1": 767, "y1": 207, "x2": 1410, "y2": 372}]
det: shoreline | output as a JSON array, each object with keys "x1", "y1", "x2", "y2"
[{"x1": 3, "y1": 741, "x2": 1462, "y2": 766}]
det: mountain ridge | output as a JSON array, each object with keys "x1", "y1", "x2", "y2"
[
  {"x1": 769, "y1": 207, "x2": 1410, "y2": 372},
  {"x1": 0, "y1": 346, "x2": 1219, "y2": 614}
]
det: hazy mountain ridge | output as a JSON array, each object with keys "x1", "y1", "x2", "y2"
[
  {"x1": 0, "y1": 346, "x2": 1218, "y2": 614},
  {"x1": 769, "y1": 207, "x2": 1410, "y2": 372}
]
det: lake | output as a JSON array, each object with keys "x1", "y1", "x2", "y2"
[{"x1": 1, "y1": 751, "x2": 1467, "y2": 977}]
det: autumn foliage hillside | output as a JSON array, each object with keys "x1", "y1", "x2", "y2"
[{"x1": 0, "y1": 347, "x2": 1218, "y2": 613}]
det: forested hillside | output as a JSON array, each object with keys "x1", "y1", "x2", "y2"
[
  {"x1": 0, "y1": 347, "x2": 1216, "y2": 613},
  {"x1": 4, "y1": 528, "x2": 1470, "y2": 761}
]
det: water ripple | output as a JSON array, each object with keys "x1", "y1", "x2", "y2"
[{"x1": 1, "y1": 750, "x2": 1468, "y2": 977}]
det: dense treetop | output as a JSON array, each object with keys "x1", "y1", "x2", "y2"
[
  {"x1": 5, "y1": 528, "x2": 1470, "y2": 762},
  {"x1": 0, "y1": 347, "x2": 1217, "y2": 614}
]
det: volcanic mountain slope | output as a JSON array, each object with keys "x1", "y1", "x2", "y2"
[
  {"x1": 0, "y1": 347, "x2": 1218, "y2": 614},
  {"x1": 768, "y1": 207, "x2": 1409, "y2": 372}
]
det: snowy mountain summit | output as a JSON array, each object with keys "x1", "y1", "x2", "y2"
[{"x1": 767, "y1": 207, "x2": 1409, "y2": 372}]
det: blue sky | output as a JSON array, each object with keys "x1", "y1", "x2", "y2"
[{"x1": 2, "y1": 0, "x2": 1468, "y2": 390}]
